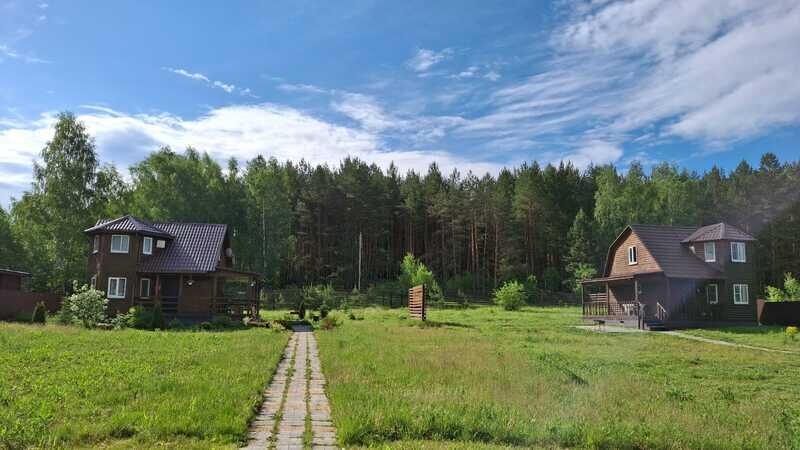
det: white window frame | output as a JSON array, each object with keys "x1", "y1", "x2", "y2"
[
  {"x1": 706, "y1": 283, "x2": 718, "y2": 304},
  {"x1": 703, "y1": 242, "x2": 716, "y2": 262},
  {"x1": 110, "y1": 235, "x2": 130, "y2": 254},
  {"x1": 730, "y1": 242, "x2": 746, "y2": 263},
  {"x1": 142, "y1": 236, "x2": 153, "y2": 255},
  {"x1": 627, "y1": 246, "x2": 638, "y2": 265},
  {"x1": 93, "y1": 235, "x2": 100, "y2": 254},
  {"x1": 90, "y1": 275, "x2": 97, "y2": 289},
  {"x1": 107, "y1": 277, "x2": 127, "y2": 299},
  {"x1": 140, "y1": 278, "x2": 151, "y2": 298},
  {"x1": 733, "y1": 283, "x2": 749, "y2": 305}
]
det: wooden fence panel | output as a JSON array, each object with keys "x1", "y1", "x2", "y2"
[
  {"x1": 0, "y1": 290, "x2": 62, "y2": 320},
  {"x1": 408, "y1": 285, "x2": 426, "y2": 320}
]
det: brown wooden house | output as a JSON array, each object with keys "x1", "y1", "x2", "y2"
[
  {"x1": 582, "y1": 222, "x2": 757, "y2": 330},
  {"x1": 85, "y1": 215, "x2": 260, "y2": 320}
]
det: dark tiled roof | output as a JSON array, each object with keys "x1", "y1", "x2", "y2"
[
  {"x1": 629, "y1": 224, "x2": 724, "y2": 279},
  {"x1": 84, "y1": 215, "x2": 173, "y2": 239},
  {"x1": 138, "y1": 222, "x2": 227, "y2": 273},
  {"x1": 681, "y1": 222, "x2": 756, "y2": 243}
]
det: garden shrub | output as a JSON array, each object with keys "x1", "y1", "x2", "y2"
[
  {"x1": 787, "y1": 326, "x2": 798, "y2": 341},
  {"x1": 302, "y1": 284, "x2": 336, "y2": 310},
  {"x1": 167, "y1": 318, "x2": 184, "y2": 329},
  {"x1": 494, "y1": 280, "x2": 526, "y2": 311},
  {"x1": 130, "y1": 306, "x2": 153, "y2": 329},
  {"x1": 110, "y1": 309, "x2": 135, "y2": 329},
  {"x1": 320, "y1": 304, "x2": 330, "y2": 318},
  {"x1": 150, "y1": 302, "x2": 165, "y2": 330},
  {"x1": 320, "y1": 313, "x2": 341, "y2": 330},
  {"x1": 765, "y1": 272, "x2": 800, "y2": 301},
  {"x1": 297, "y1": 302, "x2": 307, "y2": 320},
  {"x1": 211, "y1": 314, "x2": 235, "y2": 329},
  {"x1": 199, "y1": 321, "x2": 213, "y2": 330},
  {"x1": 31, "y1": 302, "x2": 47, "y2": 324},
  {"x1": 399, "y1": 253, "x2": 443, "y2": 302},
  {"x1": 64, "y1": 282, "x2": 108, "y2": 328}
]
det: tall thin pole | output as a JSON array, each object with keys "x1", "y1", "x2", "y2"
[{"x1": 358, "y1": 231, "x2": 362, "y2": 291}]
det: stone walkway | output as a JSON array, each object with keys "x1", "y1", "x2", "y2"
[{"x1": 242, "y1": 326, "x2": 338, "y2": 450}]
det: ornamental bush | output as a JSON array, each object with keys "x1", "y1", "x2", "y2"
[
  {"x1": 31, "y1": 301, "x2": 47, "y2": 324},
  {"x1": 63, "y1": 282, "x2": 108, "y2": 328},
  {"x1": 494, "y1": 280, "x2": 526, "y2": 311}
]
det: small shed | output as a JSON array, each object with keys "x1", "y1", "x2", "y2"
[{"x1": 0, "y1": 269, "x2": 31, "y2": 291}]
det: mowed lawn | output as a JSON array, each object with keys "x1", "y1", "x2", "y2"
[
  {"x1": 316, "y1": 307, "x2": 800, "y2": 449},
  {"x1": 0, "y1": 323, "x2": 288, "y2": 449},
  {"x1": 684, "y1": 325, "x2": 800, "y2": 352}
]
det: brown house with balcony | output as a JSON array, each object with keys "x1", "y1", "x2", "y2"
[
  {"x1": 582, "y1": 222, "x2": 757, "y2": 330},
  {"x1": 85, "y1": 215, "x2": 260, "y2": 321}
]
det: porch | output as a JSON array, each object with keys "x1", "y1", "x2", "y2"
[
  {"x1": 133, "y1": 269, "x2": 261, "y2": 321},
  {"x1": 581, "y1": 273, "x2": 729, "y2": 330}
]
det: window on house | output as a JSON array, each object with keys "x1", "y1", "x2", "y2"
[
  {"x1": 90, "y1": 275, "x2": 97, "y2": 289},
  {"x1": 627, "y1": 246, "x2": 638, "y2": 265},
  {"x1": 731, "y1": 242, "x2": 746, "y2": 262},
  {"x1": 140, "y1": 278, "x2": 151, "y2": 298},
  {"x1": 704, "y1": 242, "x2": 716, "y2": 262},
  {"x1": 93, "y1": 235, "x2": 100, "y2": 253},
  {"x1": 733, "y1": 283, "x2": 749, "y2": 305},
  {"x1": 107, "y1": 277, "x2": 127, "y2": 299},
  {"x1": 142, "y1": 237, "x2": 153, "y2": 255},
  {"x1": 706, "y1": 283, "x2": 718, "y2": 304},
  {"x1": 110, "y1": 235, "x2": 130, "y2": 254}
]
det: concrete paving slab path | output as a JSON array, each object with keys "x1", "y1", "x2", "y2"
[{"x1": 242, "y1": 325, "x2": 339, "y2": 450}]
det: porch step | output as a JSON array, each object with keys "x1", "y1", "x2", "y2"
[{"x1": 643, "y1": 319, "x2": 667, "y2": 331}]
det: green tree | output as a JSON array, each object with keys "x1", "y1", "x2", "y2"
[{"x1": 12, "y1": 113, "x2": 104, "y2": 292}]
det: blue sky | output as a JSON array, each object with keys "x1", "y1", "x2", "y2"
[{"x1": 1, "y1": 0, "x2": 799, "y2": 207}]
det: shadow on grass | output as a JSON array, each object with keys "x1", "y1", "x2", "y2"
[{"x1": 407, "y1": 320, "x2": 475, "y2": 329}]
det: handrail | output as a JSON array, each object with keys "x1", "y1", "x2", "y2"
[{"x1": 656, "y1": 302, "x2": 668, "y2": 321}]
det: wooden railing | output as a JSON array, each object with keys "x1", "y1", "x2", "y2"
[
  {"x1": 583, "y1": 300, "x2": 609, "y2": 317},
  {"x1": 211, "y1": 297, "x2": 258, "y2": 319},
  {"x1": 656, "y1": 302, "x2": 668, "y2": 322}
]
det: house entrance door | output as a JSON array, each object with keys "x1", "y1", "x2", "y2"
[{"x1": 159, "y1": 276, "x2": 179, "y2": 315}]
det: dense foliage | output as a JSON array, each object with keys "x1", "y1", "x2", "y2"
[
  {"x1": 765, "y1": 273, "x2": 800, "y2": 301},
  {"x1": 3, "y1": 113, "x2": 800, "y2": 295},
  {"x1": 493, "y1": 280, "x2": 526, "y2": 310}
]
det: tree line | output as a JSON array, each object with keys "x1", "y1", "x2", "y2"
[{"x1": 1, "y1": 113, "x2": 799, "y2": 297}]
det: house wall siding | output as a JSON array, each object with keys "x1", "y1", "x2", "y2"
[{"x1": 608, "y1": 231, "x2": 661, "y2": 276}]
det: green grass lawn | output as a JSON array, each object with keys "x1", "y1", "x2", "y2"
[
  {"x1": 0, "y1": 323, "x2": 288, "y2": 449},
  {"x1": 316, "y1": 306, "x2": 800, "y2": 449},
  {"x1": 683, "y1": 325, "x2": 800, "y2": 352}
]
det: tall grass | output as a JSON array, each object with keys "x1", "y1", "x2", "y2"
[
  {"x1": 316, "y1": 307, "x2": 800, "y2": 449},
  {"x1": 0, "y1": 323, "x2": 288, "y2": 449}
]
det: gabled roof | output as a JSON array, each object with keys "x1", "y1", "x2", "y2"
[
  {"x1": 84, "y1": 215, "x2": 173, "y2": 239},
  {"x1": 681, "y1": 222, "x2": 755, "y2": 243},
  {"x1": 138, "y1": 222, "x2": 228, "y2": 273},
  {"x1": 604, "y1": 224, "x2": 724, "y2": 279}
]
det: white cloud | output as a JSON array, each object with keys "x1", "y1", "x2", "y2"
[
  {"x1": 461, "y1": 0, "x2": 800, "y2": 154},
  {"x1": 38, "y1": 3, "x2": 49, "y2": 9},
  {"x1": 164, "y1": 67, "x2": 252, "y2": 96},
  {"x1": 331, "y1": 93, "x2": 396, "y2": 132},
  {"x1": 0, "y1": 104, "x2": 502, "y2": 205},
  {"x1": 483, "y1": 71, "x2": 501, "y2": 81},
  {"x1": 406, "y1": 48, "x2": 452, "y2": 74},
  {"x1": 277, "y1": 83, "x2": 329, "y2": 94},
  {"x1": 547, "y1": 140, "x2": 624, "y2": 169}
]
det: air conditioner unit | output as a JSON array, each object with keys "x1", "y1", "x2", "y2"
[{"x1": 156, "y1": 240, "x2": 166, "y2": 248}]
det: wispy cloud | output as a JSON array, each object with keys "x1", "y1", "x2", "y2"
[
  {"x1": 277, "y1": 83, "x2": 329, "y2": 94},
  {"x1": 0, "y1": 44, "x2": 49, "y2": 64},
  {"x1": 164, "y1": 67, "x2": 255, "y2": 97},
  {"x1": 406, "y1": 48, "x2": 452, "y2": 74},
  {"x1": 450, "y1": 0, "x2": 800, "y2": 164}
]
